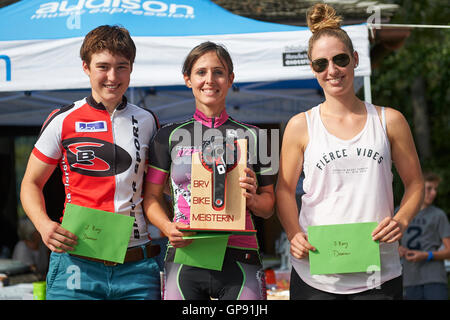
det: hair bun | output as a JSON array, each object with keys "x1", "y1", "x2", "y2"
[{"x1": 307, "y1": 3, "x2": 342, "y2": 33}]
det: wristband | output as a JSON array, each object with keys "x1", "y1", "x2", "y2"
[{"x1": 426, "y1": 251, "x2": 434, "y2": 261}]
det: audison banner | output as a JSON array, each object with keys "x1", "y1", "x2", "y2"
[{"x1": 0, "y1": 0, "x2": 370, "y2": 92}]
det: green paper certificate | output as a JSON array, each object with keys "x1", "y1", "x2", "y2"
[
  {"x1": 307, "y1": 222, "x2": 380, "y2": 275},
  {"x1": 61, "y1": 203, "x2": 135, "y2": 264},
  {"x1": 174, "y1": 233, "x2": 231, "y2": 271}
]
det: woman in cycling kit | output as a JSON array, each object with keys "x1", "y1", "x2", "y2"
[{"x1": 143, "y1": 42, "x2": 276, "y2": 300}]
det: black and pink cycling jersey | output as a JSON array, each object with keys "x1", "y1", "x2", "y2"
[
  {"x1": 33, "y1": 95, "x2": 159, "y2": 248},
  {"x1": 146, "y1": 108, "x2": 275, "y2": 250}
]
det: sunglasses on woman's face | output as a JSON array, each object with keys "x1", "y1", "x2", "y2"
[{"x1": 311, "y1": 53, "x2": 351, "y2": 73}]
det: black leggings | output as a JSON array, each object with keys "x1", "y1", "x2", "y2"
[
  {"x1": 163, "y1": 247, "x2": 266, "y2": 300},
  {"x1": 290, "y1": 267, "x2": 403, "y2": 300}
]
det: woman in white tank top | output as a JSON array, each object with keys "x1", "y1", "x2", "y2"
[{"x1": 276, "y1": 3, "x2": 424, "y2": 299}]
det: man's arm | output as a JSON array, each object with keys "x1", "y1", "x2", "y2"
[{"x1": 20, "y1": 153, "x2": 77, "y2": 252}]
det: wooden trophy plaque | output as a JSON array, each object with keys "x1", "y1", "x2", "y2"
[{"x1": 189, "y1": 138, "x2": 247, "y2": 231}]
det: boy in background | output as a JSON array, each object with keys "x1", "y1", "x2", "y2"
[{"x1": 399, "y1": 172, "x2": 450, "y2": 300}]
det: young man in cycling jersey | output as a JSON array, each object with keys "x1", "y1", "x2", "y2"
[{"x1": 20, "y1": 25, "x2": 161, "y2": 300}]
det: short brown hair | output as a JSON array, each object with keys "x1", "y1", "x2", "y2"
[
  {"x1": 423, "y1": 172, "x2": 441, "y2": 184},
  {"x1": 182, "y1": 41, "x2": 233, "y2": 76},
  {"x1": 80, "y1": 25, "x2": 136, "y2": 67},
  {"x1": 306, "y1": 4, "x2": 354, "y2": 59}
]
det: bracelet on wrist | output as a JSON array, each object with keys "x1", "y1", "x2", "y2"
[{"x1": 426, "y1": 251, "x2": 434, "y2": 261}]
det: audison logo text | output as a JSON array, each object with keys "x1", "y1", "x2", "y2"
[
  {"x1": 31, "y1": 0, "x2": 195, "y2": 19},
  {"x1": 62, "y1": 137, "x2": 132, "y2": 177}
]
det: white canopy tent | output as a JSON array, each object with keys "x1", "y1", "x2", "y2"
[{"x1": 0, "y1": 0, "x2": 372, "y2": 126}]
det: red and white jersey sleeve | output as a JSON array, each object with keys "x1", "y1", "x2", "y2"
[{"x1": 33, "y1": 96, "x2": 159, "y2": 248}]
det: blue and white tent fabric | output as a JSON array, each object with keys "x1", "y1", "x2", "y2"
[
  {"x1": 0, "y1": 0, "x2": 370, "y2": 91},
  {"x1": 0, "y1": 0, "x2": 371, "y2": 125}
]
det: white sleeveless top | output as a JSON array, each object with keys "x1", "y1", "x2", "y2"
[{"x1": 291, "y1": 102, "x2": 402, "y2": 294}]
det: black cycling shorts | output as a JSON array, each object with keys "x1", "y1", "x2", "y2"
[{"x1": 163, "y1": 247, "x2": 266, "y2": 300}]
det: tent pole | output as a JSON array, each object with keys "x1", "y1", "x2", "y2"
[{"x1": 364, "y1": 76, "x2": 372, "y2": 103}]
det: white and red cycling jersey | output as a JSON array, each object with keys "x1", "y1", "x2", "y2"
[{"x1": 33, "y1": 95, "x2": 159, "y2": 248}]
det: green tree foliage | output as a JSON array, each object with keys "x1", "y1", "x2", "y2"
[{"x1": 371, "y1": 0, "x2": 450, "y2": 214}]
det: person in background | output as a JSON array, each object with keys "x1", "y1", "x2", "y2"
[
  {"x1": 276, "y1": 3, "x2": 424, "y2": 300},
  {"x1": 399, "y1": 172, "x2": 450, "y2": 300},
  {"x1": 12, "y1": 217, "x2": 49, "y2": 279}
]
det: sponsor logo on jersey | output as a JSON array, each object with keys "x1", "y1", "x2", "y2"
[
  {"x1": 75, "y1": 121, "x2": 107, "y2": 132},
  {"x1": 63, "y1": 137, "x2": 131, "y2": 177}
]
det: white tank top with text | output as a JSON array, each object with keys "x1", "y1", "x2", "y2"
[{"x1": 291, "y1": 102, "x2": 402, "y2": 294}]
